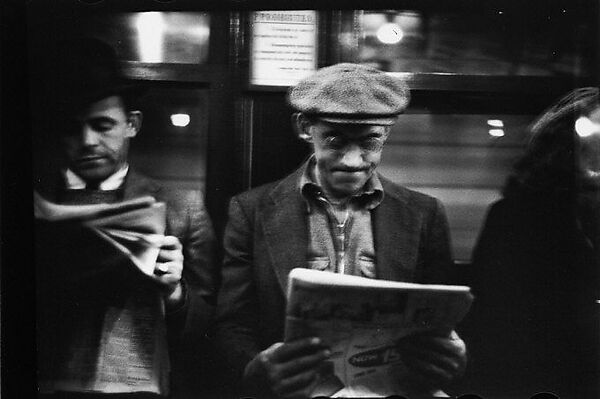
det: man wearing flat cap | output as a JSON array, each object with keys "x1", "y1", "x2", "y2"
[
  {"x1": 215, "y1": 63, "x2": 466, "y2": 398},
  {"x1": 35, "y1": 38, "x2": 217, "y2": 398}
]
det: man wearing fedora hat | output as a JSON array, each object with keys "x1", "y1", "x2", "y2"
[
  {"x1": 215, "y1": 63, "x2": 467, "y2": 398},
  {"x1": 35, "y1": 38, "x2": 217, "y2": 398}
]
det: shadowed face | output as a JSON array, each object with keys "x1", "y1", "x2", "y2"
[
  {"x1": 61, "y1": 96, "x2": 141, "y2": 185},
  {"x1": 300, "y1": 118, "x2": 390, "y2": 201},
  {"x1": 577, "y1": 105, "x2": 600, "y2": 188}
]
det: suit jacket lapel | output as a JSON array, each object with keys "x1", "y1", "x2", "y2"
[
  {"x1": 122, "y1": 169, "x2": 161, "y2": 200},
  {"x1": 261, "y1": 169, "x2": 309, "y2": 294},
  {"x1": 373, "y1": 178, "x2": 420, "y2": 282}
]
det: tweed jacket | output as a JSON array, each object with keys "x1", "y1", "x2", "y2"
[{"x1": 214, "y1": 166, "x2": 454, "y2": 384}]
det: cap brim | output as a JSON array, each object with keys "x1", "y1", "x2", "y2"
[{"x1": 318, "y1": 115, "x2": 398, "y2": 126}]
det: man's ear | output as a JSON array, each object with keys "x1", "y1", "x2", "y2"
[
  {"x1": 291, "y1": 112, "x2": 313, "y2": 143},
  {"x1": 126, "y1": 111, "x2": 143, "y2": 138}
]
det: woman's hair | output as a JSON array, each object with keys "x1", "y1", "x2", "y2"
[{"x1": 503, "y1": 87, "x2": 600, "y2": 198}]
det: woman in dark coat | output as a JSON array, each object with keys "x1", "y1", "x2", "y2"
[{"x1": 465, "y1": 87, "x2": 600, "y2": 398}]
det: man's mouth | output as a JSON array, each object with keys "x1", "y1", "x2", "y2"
[
  {"x1": 76, "y1": 155, "x2": 106, "y2": 166},
  {"x1": 332, "y1": 168, "x2": 369, "y2": 174},
  {"x1": 331, "y1": 169, "x2": 370, "y2": 182}
]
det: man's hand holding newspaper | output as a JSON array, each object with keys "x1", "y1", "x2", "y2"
[
  {"x1": 398, "y1": 329, "x2": 467, "y2": 395},
  {"x1": 243, "y1": 337, "x2": 331, "y2": 399},
  {"x1": 152, "y1": 235, "x2": 185, "y2": 308}
]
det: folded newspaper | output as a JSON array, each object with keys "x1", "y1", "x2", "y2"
[
  {"x1": 285, "y1": 268, "x2": 473, "y2": 398},
  {"x1": 35, "y1": 192, "x2": 167, "y2": 279},
  {"x1": 35, "y1": 192, "x2": 170, "y2": 395}
]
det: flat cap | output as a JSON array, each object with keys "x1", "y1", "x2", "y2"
[{"x1": 288, "y1": 63, "x2": 410, "y2": 125}]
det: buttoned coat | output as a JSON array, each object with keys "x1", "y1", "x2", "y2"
[{"x1": 214, "y1": 166, "x2": 454, "y2": 386}]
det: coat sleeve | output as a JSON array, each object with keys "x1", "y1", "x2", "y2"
[
  {"x1": 214, "y1": 196, "x2": 261, "y2": 384},
  {"x1": 165, "y1": 189, "x2": 218, "y2": 343}
]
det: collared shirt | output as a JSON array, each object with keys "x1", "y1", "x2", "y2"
[
  {"x1": 299, "y1": 156, "x2": 384, "y2": 278},
  {"x1": 64, "y1": 164, "x2": 129, "y2": 190}
]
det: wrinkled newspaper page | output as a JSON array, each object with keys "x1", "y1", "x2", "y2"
[
  {"x1": 85, "y1": 202, "x2": 167, "y2": 277},
  {"x1": 285, "y1": 268, "x2": 473, "y2": 397}
]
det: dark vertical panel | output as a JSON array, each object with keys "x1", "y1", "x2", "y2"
[
  {"x1": 2, "y1": 0, "x2": 36, "y2": 397},
  {"x1": 204, "y1": 12, "x2": 238, "y2": 239},
  {"x1": 596, "y1": 0, "x2": 600, "y2": 87}
]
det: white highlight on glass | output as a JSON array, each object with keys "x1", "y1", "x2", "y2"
[
  {"x1": 487, "y1": 119, "x2": 504, "y2": 128},
  {"x1": 489, "y1": 129, "x2": 505, "y2": 137},
  {"x1": 136, "y1": 12, "x2": 165, "y2": 62},
  {"x1": 171, "y1": 113, "x2": 190, "y2": 127},
  {"x1": 575, "y1": 116, "x2": 600, "y2": 138},
  {"x1": 376, "y1": 23, "x2": 404, "y2": 44}
]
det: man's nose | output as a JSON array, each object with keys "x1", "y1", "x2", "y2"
[
  {"x1": 81, "y1": 126, "x2": 100, "y2": 146},
  {"x1": 338, "y1": 144, "x2": 364, "y2": 168}
]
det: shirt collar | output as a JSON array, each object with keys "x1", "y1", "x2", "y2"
[
  {"x1": 64, "y1": 164, "x2": 129, "y2": 190},
  {"x1": 299, "y1": 156, "x2": 384, "y2": 211}
]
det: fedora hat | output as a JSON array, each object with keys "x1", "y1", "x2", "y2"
[{"x1": 50, "y1": 37, "x2": 139, "y2": 111}]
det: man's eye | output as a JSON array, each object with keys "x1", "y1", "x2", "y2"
[
  {"x1": 324, "y1": 136, "x2": 344, "y2": 148},
  {"x1": 90, "y1": 122, "x2": 115, "y2": 132},
  {"x1": 362, "y1": 138, "x2": 383, "y2": 150}
]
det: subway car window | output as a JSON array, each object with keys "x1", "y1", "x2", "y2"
[
  {"x1": 340, "y1": 8, "x2": 594, "y2": 77},
  {"x1": 84, "y1": 12, "x2": 211, "y2": 64},
  {"x1": 380, "y1": 111, "x2": 535, "y2": 261},
  {"x1": 128, "y1": 87, "x2": 209, "y2": 192}
]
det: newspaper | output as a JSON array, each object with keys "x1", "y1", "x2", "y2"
[
  {"x1": 285, "y1": 268, "x2": 473, "y2": 398},
  {"x1": 35, "y1": 193, "x2": 167, "y2": 280},
  {"x1": 35, "y1": 193, "x2": 171, "y2": 395}
]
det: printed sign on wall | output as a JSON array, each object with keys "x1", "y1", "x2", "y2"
[{"x1": 250, "y1": 11, "x2": 318, "y2": 87}]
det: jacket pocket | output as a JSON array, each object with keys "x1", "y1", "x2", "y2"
[
  {"x1": 358, "y1": 255, "x2": 377, "y2": 279},
  {"x1": 308, "y1": 256, "x2": 330, "y2": 271}
]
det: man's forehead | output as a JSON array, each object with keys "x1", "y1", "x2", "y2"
[{"x1": 76, "y1": 96, "x2": 127, "y2": 119}]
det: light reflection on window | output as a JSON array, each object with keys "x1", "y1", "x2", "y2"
[
  {"x1": 84, "y1": 12, "x2": 210, "y2": 64},
  {"x1": 136, "y1": 13, "x2": 166, "y2": 62}
]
